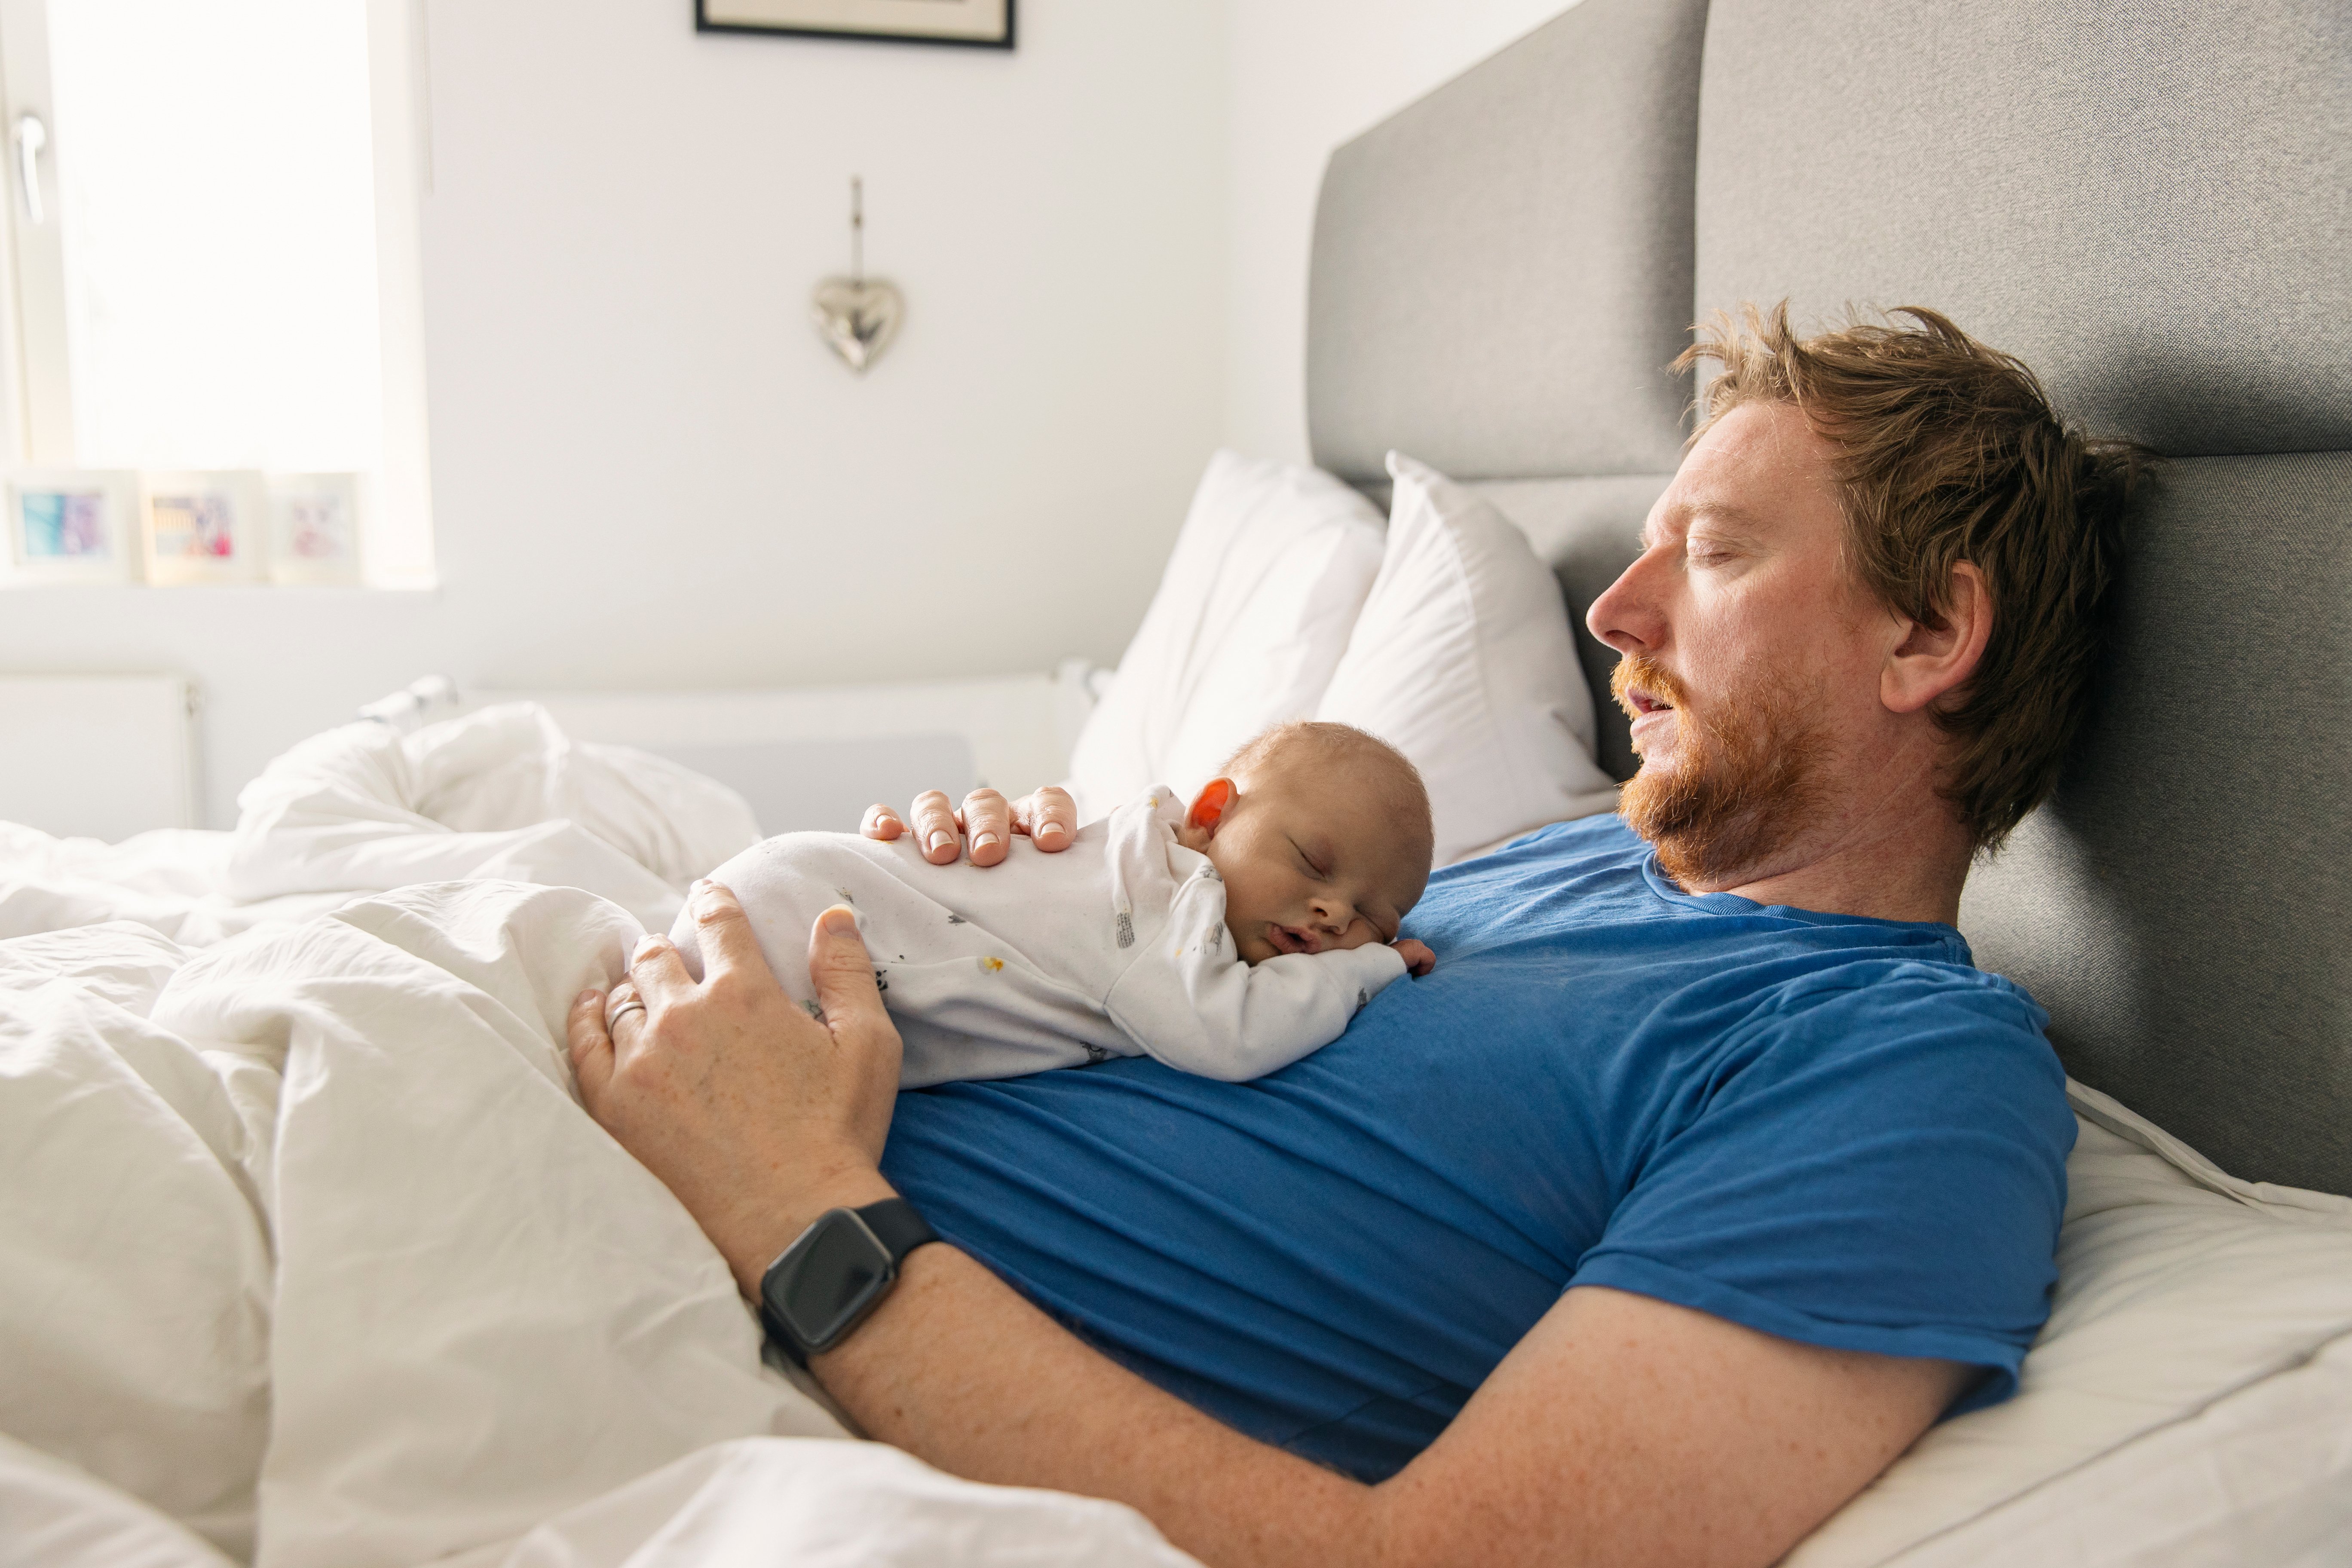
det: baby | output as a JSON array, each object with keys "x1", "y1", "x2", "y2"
[{"x1": 671, "y1": 721, "x2": 1436, "y2": 1087}]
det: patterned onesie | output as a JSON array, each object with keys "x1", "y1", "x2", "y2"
[{"x1": 670, "y1": 786, "x2": 1409, "y2": 1087}]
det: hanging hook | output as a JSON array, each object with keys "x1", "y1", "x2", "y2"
[{"x1": 849, "y1": 175, "x2": 864, "y2": 286}]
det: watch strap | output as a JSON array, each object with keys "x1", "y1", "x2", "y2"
[{"x1": 854, "y1": 1196, "x2": 939, "y2": 1262}]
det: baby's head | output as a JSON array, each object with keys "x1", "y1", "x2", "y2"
[{"x1": 1176, "y1": 721, "x2": 1434, "y2": 965}]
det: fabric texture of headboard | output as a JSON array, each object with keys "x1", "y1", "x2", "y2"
[
  {"x1": 1305, "y1": 0, "x2": 2352, "y2": 1192},
  {"x1": 1307, "y1": 0, "x2": 1706, "y2": 779}
]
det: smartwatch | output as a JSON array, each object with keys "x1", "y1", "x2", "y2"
[{"x1": 758, "y1": 1197, "x2": 938, "y2": 1365}]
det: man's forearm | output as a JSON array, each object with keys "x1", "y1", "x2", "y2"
[{"x1": 809, "y1": 1236, "x2": 1380, "y2": 1568}]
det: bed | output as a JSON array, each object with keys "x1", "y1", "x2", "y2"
[{"x1": 5, "y1": 0, "x2": 2349, "y2": 1562}]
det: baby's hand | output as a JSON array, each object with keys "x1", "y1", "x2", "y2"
[{"x1": 1393, "y1": 938, "x2": 1435, "y2": 977}]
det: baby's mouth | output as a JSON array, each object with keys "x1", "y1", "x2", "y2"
[{"x1": 1264, "y1": 923, "x2": 1322, "y2": 956}]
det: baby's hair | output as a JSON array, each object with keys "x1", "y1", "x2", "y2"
[{"x1": 1219, "y1": 722, "x2": 1435, "y2": 867}]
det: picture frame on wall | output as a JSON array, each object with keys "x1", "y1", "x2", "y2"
[
  {"x1": 3, "y1": 469, "x2": 141, "y2": 583},
  {"x1": 266, "y1": 472, "x2": 365, "y2": 586},
  {"x1": 142, "y1": 471, "x2": 269, "y2": 585},
  {"x1": 696, "y1": 0, "x2": 1013, "y2": 49}
]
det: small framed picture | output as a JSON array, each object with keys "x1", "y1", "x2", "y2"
[
  {"x1": 3, "y1": 469, "x2": 141, "y2": 583},
  {"x1": 266, "y1": 472, "x2": 364, "y2": 585},
  {"x1": 142, "y1": 471, "x2": 268, "y2": 585},
  {"x1": 697, "y1": 0, "x2": 1013, "y2": 49}
]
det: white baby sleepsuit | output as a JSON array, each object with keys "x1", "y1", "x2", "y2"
[{"x1": 671, "y1": 786, "x2": 1410, "y2": 1087}]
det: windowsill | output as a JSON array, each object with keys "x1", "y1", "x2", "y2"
[{"x1": 0, "y1": 578, "x2": 440, "y2": 594}]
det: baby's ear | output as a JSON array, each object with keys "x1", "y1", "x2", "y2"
[{"x1": 1188, "y1": 778, "x2": 1236, "y2": 835}]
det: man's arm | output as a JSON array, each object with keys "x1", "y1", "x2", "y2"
[
  {"x1": 815, "y1": 1253, "x2": 1960, "y2": 1568},
  {"x1": 570, "y1": 888, "x2": 1963, "y2": 1568}
]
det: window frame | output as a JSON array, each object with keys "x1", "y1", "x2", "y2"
[{"x1": 0, "y1": 0, "x2": 436, "y2": 585}]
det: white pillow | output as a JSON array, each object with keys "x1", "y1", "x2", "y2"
[
  {"x1": 1316, "y1": 452, "x2": 1619, "y2": 864},
  {"x1": 1063, "y1": 450, "x2": 1384, "y2": 820},
  {"x1": 1786, "y1": 1080, "x2": 2352, "y2": 1567}
]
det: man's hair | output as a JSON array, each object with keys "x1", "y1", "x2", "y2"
[
  {"x1": 1221, "y1": 721, "x2": 1434, "y2": 865},
  {"x1": 1679, "y1": 302, "x2": 2153, "y2": 852}
]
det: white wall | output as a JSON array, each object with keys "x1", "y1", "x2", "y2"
[
  {"x1": 0, "y1": 0, "x2": 1580, "y2": 833},
  {"x1": 0, "y1": 0, "x2": 1227, "y2": 824},
  {"x1": 1222, "y1": 0, "x2": 1577, "y2": 463}
]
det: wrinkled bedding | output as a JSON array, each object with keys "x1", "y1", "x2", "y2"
[
  {"x1": 0, "y1": 884, "x2": 1193, "y2": 1568},
  {"x1": 0, "y1": 703, "x2": 764, "y2": 947},
  {"x1": 0, "y1": 709, "x2": 1195, "y2": 1568}
]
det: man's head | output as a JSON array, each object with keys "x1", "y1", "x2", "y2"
[
  {"x1": 1589, "y1": 303, "x2": 2148, "y2": 892},
  {"x1": 1179, "y1": 721, "x2": 1433, "y2": 965}
]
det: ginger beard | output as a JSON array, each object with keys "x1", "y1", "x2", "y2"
[{"x1": 1612, "y1": 651, "x2": 1829, "y2": 891}]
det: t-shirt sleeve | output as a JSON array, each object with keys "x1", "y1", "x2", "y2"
[{"x1": 1569, "y1": 964, "x2": 2075, "y2": 1412}]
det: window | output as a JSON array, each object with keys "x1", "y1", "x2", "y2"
[{"x1": 0, "y1": 0, "x2": 432, "y2": 584}]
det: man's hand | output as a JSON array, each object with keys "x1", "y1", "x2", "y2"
[
  {"x1": 1394, "y1": 938, "x2": 1436, "y2": 976},
  {"x1": 863, "y1": 785, "x2": 1078, "y2": 867},
  {"x1": 567, "y1": 882, "x2": 902, "y2": 1292}
]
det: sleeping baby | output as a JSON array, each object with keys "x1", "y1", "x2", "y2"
[{"x1": 670, "y1": 720, "x2": 1437, "y2": 1087}]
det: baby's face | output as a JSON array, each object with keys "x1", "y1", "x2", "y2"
[{"x1": 1188, "y1": 762, "x2": 1430, "y2": 965}]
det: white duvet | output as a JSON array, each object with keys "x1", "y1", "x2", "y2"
[
  {"x1": 0, "y1": 707, "x2": 1195, "y2": 1567},
  {"x1": 0, "y1": 702, "x2": 764, "y2": 949},
  {"x1": 0, "y1": 882, "x2": 1194, "y2": 1568}
]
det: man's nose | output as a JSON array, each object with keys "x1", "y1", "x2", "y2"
[{"x1": 1586, "y1": 548, "x2": 1670, "y2": 655}]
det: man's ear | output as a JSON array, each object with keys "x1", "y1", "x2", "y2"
[
  {"x1": 1882, "y1": 561, "x2": 1993, "y2": 716},
  {"x1": 1188, "y1": 778, "x2": 1236, "y2": 835}
]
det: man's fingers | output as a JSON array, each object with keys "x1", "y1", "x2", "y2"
[
  {"x1": 1015, "y1": 785, "x2": 1078, "y2": 851},
  {"x1": 629, "y1": 922, "x2": 700, "y2": 1011},
  {"x1": 568, "y1": 989, "x2": 616, "y2": 1103},
  {"x1": 962, "y1": 788, "x2": 1012, "y2": 866},
  {"x1": 684, "y1": 881, "x2": 771, "y2": 987},
  {"x1": 907, "y1": 790, "x2": 962, "y2": 864},
  {"x1": 862, "y1": 803, "x2": 906, "y2": 841},
  {"x1": 808, "y1": 905, "x2": 894, "y2": 1050}
]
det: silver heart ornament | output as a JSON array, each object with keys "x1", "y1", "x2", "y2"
[{"x1": 812, "y1": 276, "x2": 904, "y2": 373}]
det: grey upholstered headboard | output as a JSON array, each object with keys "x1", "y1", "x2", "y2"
[{"x1": 1306, "y1": 0, "x2": 2352, "y2": 1193}]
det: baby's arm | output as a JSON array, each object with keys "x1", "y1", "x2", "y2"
[{"x1": 1105, "y1": 890, "x2": 1418, "y2": 1081}]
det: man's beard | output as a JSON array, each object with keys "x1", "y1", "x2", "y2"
[{"x1": 1612, "y1": 652, "x2": 1828, "y2": 891}]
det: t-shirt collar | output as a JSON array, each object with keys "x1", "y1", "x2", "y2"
[
  {"x1": 1636, "y1": 848, "x2": 1967, "y2": 950},
  {"x1": 1638, "y1": 852, "x2": 1764, "y2": 916}
]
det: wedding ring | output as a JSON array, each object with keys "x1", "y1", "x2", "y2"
[{"x1": 606, "y1": 998, "x2": 648, "y2": 1031}]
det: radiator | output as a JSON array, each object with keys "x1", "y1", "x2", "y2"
[{"x1": 0, "y1": 674, "x2": 199, "y2": 839}]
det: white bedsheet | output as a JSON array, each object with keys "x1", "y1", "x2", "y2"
[{"x1": 0, "y1": 881, "x2": 1195, "y2": 1568}]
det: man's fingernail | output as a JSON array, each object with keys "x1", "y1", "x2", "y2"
[
  {"x1": 575, "y1": 989, "x2": 599, "y2": 1007},
  {"x1": 973, "y1": 831, "x2": 1002, "y2": 851},
  {"x1": 927, "y1": 830, "x2": 954, "y2": 854},
  {"x1": 821, "y1": 905, "x2": 858, "y2": 936}
]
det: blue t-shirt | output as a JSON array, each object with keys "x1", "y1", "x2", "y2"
[{"x1": 880, "y1": 816, "x2": 2074, "y2": 1481}]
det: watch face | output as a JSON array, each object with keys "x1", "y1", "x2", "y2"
[{"x1": 772, "y1": 1210, "x2": 895, "y2": 1351}]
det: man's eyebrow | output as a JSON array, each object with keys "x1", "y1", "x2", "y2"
[
  {"x1": 1644, "y1": 502, "x2": 1765, "y2": 551},
  {"x1": 1684, "y1": 501, "x2": 1767, "y2": 533}
]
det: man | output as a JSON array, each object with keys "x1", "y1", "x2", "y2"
[{"x1": 567, "y1": 306, "x2": 2147, "y2": 1567}]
